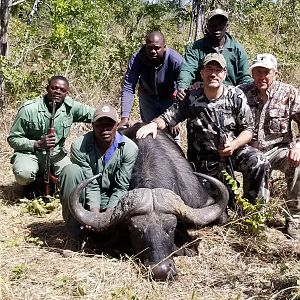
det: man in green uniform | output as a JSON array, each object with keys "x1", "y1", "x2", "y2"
[
  {"x1": 7, "y1": 76, "x2": 95, "y2": 196},
  {"x1": 177, "y1": 8, "x2": 251, "y2": 101},
  {"x1": 59, "y1": 104, "x2": 138, "y2": 239},
  {"x1": 176, "y1": 8, "x2": 252, "y2": 163}
]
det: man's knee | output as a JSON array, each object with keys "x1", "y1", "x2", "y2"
[
  {"x1": 59, "y1": 164, "x2": 83, "y2": 182},
  {"x1": 14, "y1": 169, "x2": 36, "y2": 185}
]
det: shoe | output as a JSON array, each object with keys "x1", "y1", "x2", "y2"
[
  {"x1": 217, "y1": 210, "x2": 230, "y2": 225},
  {"x1": 62, "y1": 235, "x2": 83, "y2": 257},
  {"x1": 285, "y1": 220, "x2": 300, "y2": 240},
  {"x1": 23, "y1": 181, "x2": 42, "y2": 199}
]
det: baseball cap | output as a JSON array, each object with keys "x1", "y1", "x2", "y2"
[
  {"x1": 250, "y1": 53, "x2": 277, "y2": 70},
  {"x1": 207, "y1": 8, "x2": 228, "y2": 21},
  {"x1": 203, "y1": 53, "x2": 227, "y2": 68},
  {"x1": 93, "y1": 104, "x2": 118, "y2": 123}
]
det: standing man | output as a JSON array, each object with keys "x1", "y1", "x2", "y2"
[
  {"x1": 119, "y1": 31, "x2": 182, "y2": 135},
  {"x1": 7, "y1": 76, "x2": 95, "y2": 196},
  {"x1": 137, "y1": 53, "x2": 269, "y2": 205},
  {"x1": 177, "y1": 8, "x2": 251, "y2": 101},
  {"x1": 176, "y1": 8, "x2": 252, "y2": 161},
  {"x1": 59, "y1": 104, "x2": 138, "y2": 242},
  {"x1": 238, "y1": 53, "x2": 300, "y2": 239}
]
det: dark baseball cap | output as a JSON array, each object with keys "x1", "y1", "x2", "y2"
[
  {"x1": 93, "y1": 104, "x2": 119, "y2": 123},
  {"x1": 207, "y1": 8, "x2": 228, "y2": 21}
]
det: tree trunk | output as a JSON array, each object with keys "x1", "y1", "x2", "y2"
[
  {"x1": 178, "y1": 0, "x2": 184, "y2": 33},
  {"x1": 0, "y1": 0, "x2": 12, "y2": 109},
  {"x1": 195, "y1": 1, "x2": 205, "y2": 40}
]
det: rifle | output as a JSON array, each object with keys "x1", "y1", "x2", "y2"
[
  {"x1": 44, "y1": 100, "x2": 56, "y2": 196},
  {"x1": 212, "y1": 108, "x2": 239, "y2": 186}
]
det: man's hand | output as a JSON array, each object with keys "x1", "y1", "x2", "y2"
[
  {"x1": 189, "y1": 81, "x2": 201, "y2": 91},
  {"x1": 218, "y1": 140, "x2": 237, "y2": 157},
  {"x1": 176, "y1": 88, "x2": 186, "y2": 101},
  {"x1": 170, "y1": 124, "x2": 180, "y2": 137},
  {"x1": 118, "y1": 117, "x2": 130, "y2": 129},
  {"x1": 85, "y1": 207, "x2": 113, "y2": 232},
  {"x1": 34, "y1": 132, "x2": 56, "y2": 150},
  {"x1": 136, "y1": 122, "x2": 158, "y2": 139},
  {"x1": 288, "y1": 148, "x2": 300, "y2": 167}
]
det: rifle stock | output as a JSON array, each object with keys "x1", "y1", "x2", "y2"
[{"x1": 44, "y1": 101, "x2": 56, "y2": 196}]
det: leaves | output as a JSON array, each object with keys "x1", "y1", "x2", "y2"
[
  {"x1": 222, "y1": 170, "x2": 272, "y2": 235},
  {"x1": 20, "y1": 196, "x2": 60, "y2": 216}
]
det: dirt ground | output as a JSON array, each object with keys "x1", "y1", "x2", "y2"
[{"x1": 1, "y1": 106, "x2": 300, "y2": 300}]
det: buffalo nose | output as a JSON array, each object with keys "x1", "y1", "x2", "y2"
[{"x1": 151, "y1": 259, "x2": 177, "y2": 281}]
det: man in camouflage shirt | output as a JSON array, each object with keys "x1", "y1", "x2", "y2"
[
  {"x1": 137, "y1": 53, "x2": 270, "y2": 205},
  {"x1": 239, "y1": 53, "x2": 300, "y2": 239},
  {"x1": 7, "y1": 76, "x2": 95, "y2": 196}
]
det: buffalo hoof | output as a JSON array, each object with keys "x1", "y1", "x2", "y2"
[{"x1": 151, "y1": 259, "x2": 177, "y2": 281}]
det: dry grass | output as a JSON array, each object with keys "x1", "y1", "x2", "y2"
[{"x1": 1, "y1": 105, "x2": 300, "y2": 300}]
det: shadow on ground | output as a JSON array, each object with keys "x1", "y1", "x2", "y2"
[
  {"x1": 27, "y1": 220, "x2": 67, "y2": 249},
  {"x1": 27, "y1": 220, "x2": 134, "y2": 259},
  {"x1": 0, "y1": 182, "x2": 23, "y2": 204}
]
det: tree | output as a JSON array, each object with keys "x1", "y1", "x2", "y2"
[{"x1": 0, "y1": 0, "x2": 12, "y2": 108}]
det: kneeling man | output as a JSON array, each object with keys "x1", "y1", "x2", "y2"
[
  {"x1": 137, "y1": 53, "x2": 270, "y2": 205},
  {"x1": 59, "y1": 104, "x2": 138, "y2": 246},
  {"x1": 239, "y1": 53, "x2": 300, "y2": 239}
]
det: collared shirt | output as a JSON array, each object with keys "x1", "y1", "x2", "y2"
[
  {"x1": 238, "y1": 80, "x2": 300, "y2": 151},
  {"x1": 7, "y1": 96, "x2": 95, "y2": 155},
  {"x1": 177, "y1": 33, "x2": 252, "y2": 89},
  {"x1": 161, "y1": 83, "x2": 253, "y2": 155},
  {"x1": 70, "y1": 131, "x2": 138, "y2": 210}
]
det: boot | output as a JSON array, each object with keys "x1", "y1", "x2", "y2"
[
  {"x1": 62, "y1": 234, "x2": 84, "y2": 257},
  {"x1": 285, "y1": 220, "x2": 300, "y2": 240}
]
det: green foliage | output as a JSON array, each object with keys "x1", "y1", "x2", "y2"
[
  {"x1": 222, "y1": 170, "x2": 273, "y2": 235},
  {"x1": 3, "y1": 0, "x2": 300, "y2": 105},
  {"x1": 20, "y1": 196, "x2": 60, "y2": 216},
  {"x1": 53, "y1": 276, "x2": 70, "y2": 289},
  {"x1": 73, "y1": 284, "x2": 85, "y2": 297},
  {"x1": 11, "y1": 263, "x2": 28, "y2": 280},
  {"x1": 25, "y1": 236, "x2": 44, "y2": 246},
  {"x1": 111, "y1": 287, "x2": 139, "y2": 300}
]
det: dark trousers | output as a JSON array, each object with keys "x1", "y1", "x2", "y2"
[{"x1": 193, "y1": 145, "x2": 270, "y2": 204}]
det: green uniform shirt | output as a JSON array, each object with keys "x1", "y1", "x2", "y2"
[
  {"x1": 7, "y1": 96, "x2": 95, "y2": 156},
  {"x1": 70, "y1": 131, "x2": 138, "y2": 209},
  {"x1": 177, "y1": 33, "x2": 252, "y2": 88}
]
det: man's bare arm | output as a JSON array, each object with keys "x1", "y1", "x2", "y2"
[{"x1": 136, "y1": 117, "x2": 166, "y2": 139}]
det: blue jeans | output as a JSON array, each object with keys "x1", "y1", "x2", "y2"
[
  {"x1": 139, "y1": 94, "x2": 180, "y2": 144},
  {"x1": 139, "y1": 94, "x2": 175, "y2": 122}
]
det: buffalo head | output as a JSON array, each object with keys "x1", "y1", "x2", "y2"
[{"x1": 68, "y1": 172, "x2": 228, "y2": 280}]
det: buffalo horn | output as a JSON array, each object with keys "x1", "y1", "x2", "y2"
[
  {"x1": 68, "y1": 174, "x2": 113, "y2": 229},
  {"x1": 69, "y1": 176, "x2": 155, "y2": 229},
  {"x1": 154, "y1": 173, "x2": 229, "y2": 225}
]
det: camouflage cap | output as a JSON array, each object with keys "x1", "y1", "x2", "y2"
[
  {"x1": 93, "y1": 104, "x2": 118, "y2": 123},
  {"x1": 203, "y1": 53, "x2": 227, "y2": 68},
  {"x1": 250, "y1": 53, "x2": 277, "y2": 70},
  {"x1": 207, "y1": 8, "x2": 228, "y2": 21}
]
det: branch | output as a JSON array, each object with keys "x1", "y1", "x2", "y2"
[
  {"x1": 27, "y1": 0, "x2": 40, "y2": 24},
  {"x1": 10, "y1": 0, "x2": 27, "y2": 7}
]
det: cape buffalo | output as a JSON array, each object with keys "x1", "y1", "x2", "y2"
[{"x1": 68, "y1": 123, "x2": 228, "y2": 280}]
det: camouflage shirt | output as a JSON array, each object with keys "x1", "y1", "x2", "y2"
[
  {"x1": 238, "y1": 81, "x2": 300, "y2": 151},
  {"x1": 161, "y1": 83, "x2": 254, "y2": 155}
]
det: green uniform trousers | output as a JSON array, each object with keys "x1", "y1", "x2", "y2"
[
  {"x1": 59, "y1": 164, "x2": 87, "y2": 236},
  {"x1": 12, "y1": 152, "x2": 71, "y2": 185}
]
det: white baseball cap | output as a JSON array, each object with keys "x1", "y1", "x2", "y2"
[{"x1": 250, "y1": 53, "x2": 277, "y2": 70}]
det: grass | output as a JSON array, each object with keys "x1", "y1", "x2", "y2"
[{"x1": 1, "y1": 100, "x2": 300, "y2": 300}]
